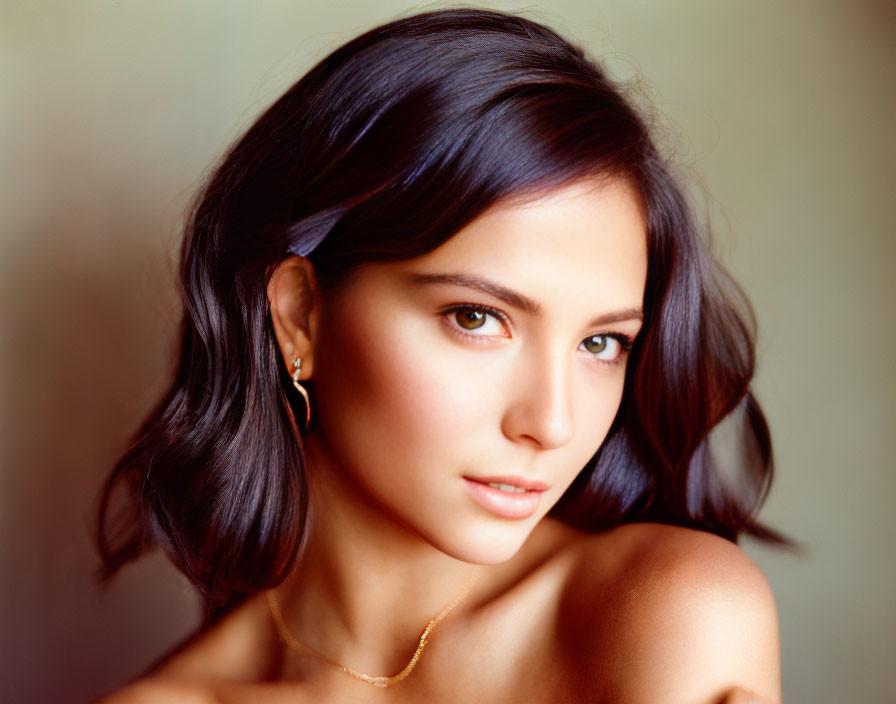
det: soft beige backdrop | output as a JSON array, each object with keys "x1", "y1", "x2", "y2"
[{"x1": 1, "y1": 1, "x2": 893, "y2": 702}]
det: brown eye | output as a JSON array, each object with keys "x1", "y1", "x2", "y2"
[
  {"x1": 582, "y1": 335, "x2": 609, "y2": 354},
  {"x1": 581, "y1": 334, "x2": 627, "y2": 363},
  {"x1": 444, "y1": 306, "x2": 507, "y2": 337},
  {"x1": 455, "y1": 309, "x2": 487, "y2": 330}
]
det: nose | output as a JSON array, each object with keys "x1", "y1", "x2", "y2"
[{"x1": 500, "y1": 347, "x2": 575, "y2": 450}]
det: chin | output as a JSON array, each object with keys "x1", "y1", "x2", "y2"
[{"x1": 425, "y1": 518, "x2": 542, "y2": 565}]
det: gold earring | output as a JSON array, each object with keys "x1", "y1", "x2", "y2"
[{"x1": 291, "y1": 357, "x2": 311, "y2": 428}]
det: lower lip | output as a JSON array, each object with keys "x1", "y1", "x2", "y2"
[{"x1": 462, "y1": 478, "x2": 545, "y2": 520}]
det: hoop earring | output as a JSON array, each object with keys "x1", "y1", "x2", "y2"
[{"x1": 291, "y1": 357, "x2": 311, "y2": 429}]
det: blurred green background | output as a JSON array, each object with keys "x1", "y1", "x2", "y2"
[{"x1": 1, "y1": 1, "x2": 893, "y2": 701}]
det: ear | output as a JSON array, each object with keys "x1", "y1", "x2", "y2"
[{"x1": 267, "y1": 256, "x2": 321, "y2": 380}]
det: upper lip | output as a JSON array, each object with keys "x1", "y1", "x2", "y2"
[{"x1": 464, "y1": 474, "x2": 550, "y2": 492}]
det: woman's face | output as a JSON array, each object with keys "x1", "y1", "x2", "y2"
[{"x1": 307, "y1": 178, "x2": 648, "y2": 564}]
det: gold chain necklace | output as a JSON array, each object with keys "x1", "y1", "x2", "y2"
[{"x1": 266, "y1": 572, "x2": 479, "y2": 688}]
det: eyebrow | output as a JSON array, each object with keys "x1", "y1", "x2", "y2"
[{"x1": 406, "y1": 272, "x2": 643, "y2": 326}]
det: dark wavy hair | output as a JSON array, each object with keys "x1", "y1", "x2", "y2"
[{"x1": 97, "y1": 8, "x2": 784, "y2": 612}]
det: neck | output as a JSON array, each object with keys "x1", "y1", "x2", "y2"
[{"x1": 273, "y1": 430, "x2": 482, "y2": 677}]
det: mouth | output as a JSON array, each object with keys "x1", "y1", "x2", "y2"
[{"x1": 461, "y1": 475, "x2": 549, "y2": 520}]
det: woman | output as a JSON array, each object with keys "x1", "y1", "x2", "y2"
[{"x1": 96, "y1": 8, "x2": 784, "y2": 703}]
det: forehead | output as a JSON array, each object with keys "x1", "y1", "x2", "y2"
[{"x1": 398, "y1": 178, "x2": 648, "y2": 309}]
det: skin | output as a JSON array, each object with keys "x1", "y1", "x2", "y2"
[{"x1": 96, "y1": 178, "x2": 781, "y2": 703}]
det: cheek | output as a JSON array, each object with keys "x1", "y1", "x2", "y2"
[
  {"x1": 566, "y1": 374, "x2": 626, "y2": 470},
  {"x1": 311, "y1": 303, "x2": 482, "y2": 480}
]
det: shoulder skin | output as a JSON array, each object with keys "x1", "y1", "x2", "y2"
[
  {"x1": 564, "y1": 522, "x2": 781, "y2": 704},
  {"x1": 91, "y1": 679, "x2": 218, "y2": 704},
  {"x1": 91, "y1": 593, "x2": 276, "y2": 704}
]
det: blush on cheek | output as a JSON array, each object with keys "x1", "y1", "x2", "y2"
[
  {"x1": 312, "y1": 311, "x2": 393, "y2": 429},
  {"x1": 360, "y1": 328, "x2": 480, "y2": 451},
  {"x1": 310, "y1": 297, "x2": 443, "y2": 469}
]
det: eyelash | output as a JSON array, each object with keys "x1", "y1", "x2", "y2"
[{"x1": 438, "y1": 304, "x2": 636, "y2": 366}]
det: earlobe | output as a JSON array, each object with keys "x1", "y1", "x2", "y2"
[{"x1": 267, "y1": 256, "x2": 320, "y2": 377}]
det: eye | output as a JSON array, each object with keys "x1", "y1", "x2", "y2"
[
  {"x1": 442, "y1": 305, "x2": 508, "y2": 337},
  {"x1": 580, "y1": 334, "x2": 632, "y2": 364}
]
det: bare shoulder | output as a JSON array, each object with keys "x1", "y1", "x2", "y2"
[
  {"x1": 579, "y1": 521, "x2": 777, "y2": 598},
  {"x1": 562, "y1": 522, "x2": 781, "y2": 704},
  {"x1": 91, "y1": 677, "x2": 218, "y2": 704},
  {"x1": 92, "y1": 593, "x2": 277, "y2": 703}
]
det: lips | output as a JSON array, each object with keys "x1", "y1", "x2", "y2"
[
  {"x1": 462, "y1": 475, "x2": 548, "y2": 520},
  {"x1": 467, "y1": 474, "x2": 550, "y2": 492}
]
